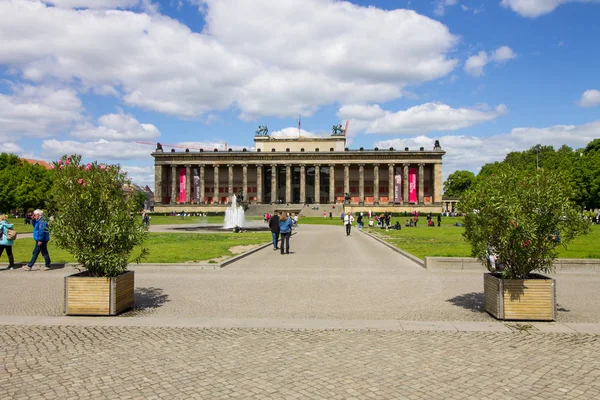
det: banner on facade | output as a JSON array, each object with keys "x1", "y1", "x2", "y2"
[
  {"x1": 193, "y1": 172, "x2": 200, "y2": 202},
  {"x1": 179, "y1": 168, "x2": 186, "y2": 203},
  {"x1": 394, "y1": 167, "x2": 402, "y2": 202},
  {"x1": 409, "y1": 168, "x2": 417, "y2": 203}
]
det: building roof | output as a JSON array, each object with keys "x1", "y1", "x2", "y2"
[{"x1": 21, "y1": 158, "x2": 52, "y2": 170}]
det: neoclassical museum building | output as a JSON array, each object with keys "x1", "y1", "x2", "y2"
[{"x1": 152, "y1": 132, "x2": 447, "y2": 214}]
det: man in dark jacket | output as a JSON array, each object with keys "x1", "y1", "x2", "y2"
[
  {"x1": 268, "y1": 212, "x2": 280, "y2": 250},
  {"x1": 23, "y1": 209, "x2": 51, "y2": 271}
]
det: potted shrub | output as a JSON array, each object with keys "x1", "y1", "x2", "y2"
[
  {"x1": 460, "y1": 167, "x2": 589, "y2": 321},
  {"x1": 50, "y1": 155, "x2": 148, "y2": 315}
]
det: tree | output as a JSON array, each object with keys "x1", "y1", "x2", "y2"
[
  {"x1": 49, "y1": 155, "x2": 147, "y2": 277},
  {"x1": 443, "y1": 170, "x2": 475, "y2": 197},
  {"x1": 461, "y1": 167, "x2": 590, "y2": 279}
]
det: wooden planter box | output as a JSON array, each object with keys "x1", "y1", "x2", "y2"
[
  {"x1": 65, "y1": 271, "x2": 134, "y2": 316},
  {"x1": 484, "y1": 273, "x2": 556, "y2": 321}
]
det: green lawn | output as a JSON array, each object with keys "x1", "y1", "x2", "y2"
[
  {"x1": 362, "y1": 217, "x2": 600, "y2": 260},
  {"x1": 6, "y1": 219, "x2": 34, "y2": 234},
  {"x1": 8, "y1": 231, "x2": 271, "y2": 264},
  {"x1": 146, "y1": 215, "x2": 263, "y2": 225}
]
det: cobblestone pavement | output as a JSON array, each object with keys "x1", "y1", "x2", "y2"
[
  {"x1": 1, "y1": 224, "x2": 600, "y2": 399},
  {"x1": 1, "y1": 325, "x2": 599, "y2": 400}
]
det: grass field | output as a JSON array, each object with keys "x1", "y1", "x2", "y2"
[
  {"x1": 364, "y1": 217, "x2": 600, "y2": 260},
  {"x1": 6, "y1": 231, "x2": 271, "y2": 265}
]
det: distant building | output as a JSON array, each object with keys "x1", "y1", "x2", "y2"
[
  {"x1": 151, "y1": 133, "x2": 446, "y2": 213},
  {"x1": 21, "y1": 158, "x2": 52, "y2": 170}
]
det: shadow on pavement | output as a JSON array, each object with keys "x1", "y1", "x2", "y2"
[
  {"x1": 446, "y1": 292, "x2": 485, "y2": 313},
  {"x1": 133, "y1": 287, "x2": 170, "y2": 312}
]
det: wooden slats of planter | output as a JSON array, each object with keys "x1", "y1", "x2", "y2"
[
  {"x1": 484, "y1": 273, "x2": 556, "y2": 321},
  {"x1": 65, "y1": 271, "x2": 134, "y2": 316}
]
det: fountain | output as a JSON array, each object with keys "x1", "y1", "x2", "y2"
[{"x1": 223, "y1": 194, "x2": 246, "y2": 229}]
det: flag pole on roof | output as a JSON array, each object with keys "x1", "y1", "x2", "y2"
[{"x1": 298, "y1": 114, "x2": 301, "y2": 137}]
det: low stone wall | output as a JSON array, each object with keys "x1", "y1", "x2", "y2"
[{"x1": 425, "y1": 257, "x2": 600, "y2": 272}]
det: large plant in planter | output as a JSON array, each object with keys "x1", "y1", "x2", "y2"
[
  {"x1": 461, "y1": 167, "x2": 590, "y2": 320},
  {"x1": 461, "y1": 167, "x2": 589, "y2": 279},
  {"x1": 50, "y1": 154, "x2": 148, "y2": 277}
]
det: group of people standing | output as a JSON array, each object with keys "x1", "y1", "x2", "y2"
[
  {"x1": 268, "y1": 212, "x2": 294, "y2": 255},
  {"x1": 0, "y1": 210, "x2": 52, "y2": 271}
]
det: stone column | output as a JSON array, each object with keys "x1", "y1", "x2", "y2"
[
  {"x1": 228, "y1": 164, "x2": 234, "y2": 204},
  {"x1": 344, "y1": 164, "x2": 350, "y2": 200},
  {"x1": 154, "y1": 164, "x2": 162, "y2": 204},
  {"x1": 373, "y1": 164, "x2": 379, "y2": 205},
  {"x1": 271, "y1": 164, "x2": 277, "y2": 204},
  {"x1": 300, "y1": 165, "x2": 306, "y2": 204},
  {"x1": 388, "y1": 164, "x2": 394, "y2": 204},
  {"x1": 329, "y1": 164, "x2": 335, "y2": 203},
  {"x1": 185, "y1": 165, "x2": 191, "y2": 204},
  {"x1": 242, "y1": 164, "x2": 248, "y2": 203},
  {"x1": 403, "y1": 164, "x2": 409, "y2": 204},
  {"x1": 285, "y1": 164, "x2": 292, "y2": 203},
  {"x1": 170, "y1": 165, "x2": 177, "y2": 204},
  {"x1": 433, "y1": 163, "x2": 443, "y2": 204},
  {"x1": 256, "y1": 165, "x2": 263, "y2": 204},
  {"x1": 314, "y1": 165, "x2": 320, "y2": 204},
  {"x1": 418, "y1": 163, "x2": 425, "y2": 204},
  {"x1": 358, "y1": 164, "x2": 365, "y2": 205},
  {"x1": 213, "y1": 164, "x2": 220, "y2": 204},
  {"x1": 199, "y1": 164, "x2": 205, "y2": 204}
]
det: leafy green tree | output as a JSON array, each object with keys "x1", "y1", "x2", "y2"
[
  {"x1": 461, "y1": 167, "x2": 590, "y2": 279},
  {"x1": 443, "y1": 170, "x2": 475, "y2": 197},
  {"x1": 49, "y1": 155, "x2": 147, "y2": 277}
]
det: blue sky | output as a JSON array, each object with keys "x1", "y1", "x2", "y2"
[{"x1": 1, "y1": 0, "x2": 599, "y2": 188}]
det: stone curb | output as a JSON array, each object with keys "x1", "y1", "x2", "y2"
[
  {"x1": 1, "y1": 315, "x2": 598, "y2": 334},
  {"x1": 360, "y1": 229, "x2": 425, "y2": 268}
]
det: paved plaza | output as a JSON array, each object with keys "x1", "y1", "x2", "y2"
[{"x1": 1, "y1": 224, "x2": 599, "y2": 399}]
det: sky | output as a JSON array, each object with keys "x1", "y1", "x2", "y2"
[{"x1": 1, "y1": 0, "x2": 599, "y2": 189}]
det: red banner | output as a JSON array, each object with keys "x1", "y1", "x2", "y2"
[
  {"x1": 179, "y1": 168, "x2": 186, "y2": 203},
  {"x1": 409, "y1": 168, "x2": 417, "y2": 203}
]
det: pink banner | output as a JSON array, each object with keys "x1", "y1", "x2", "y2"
[
  {"x1": 179, "y1": 168, "x2": 186, "y2": 203},
  {"x1": 394, "y1": 167, "x2": 402, "y2": 202},
  {"x1": 409, "y1": 168, "x2": 417, "y2": 203}
]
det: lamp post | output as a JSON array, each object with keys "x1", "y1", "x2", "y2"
[{"x1": 534, "y1": 144, "x2": 541, "y2": 169}]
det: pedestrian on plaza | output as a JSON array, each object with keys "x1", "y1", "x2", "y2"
[
  {"x1": 357, "y1": 212, "x2": 363, "y2": 230},
  {"x1": 437, "y1": 214, "x2": 441, "y2": 227},
  {"x1": 344, "y1": 212, "x2": 354, "y2": 236},
  {"x1": 23, "y1": 209, "x2": 51, "y2": 271},
  {"x1": 0, "y1": 214, "x2": 16, "y2": 270},
  {"x1": 268, "y1": 212, "x2": 280, "y2": 250},
  {"x1": 323, "y1": 211, "x2": 327, "y2": 218},
  {"x1": 279, "y1": 212, "x2": 293, "y2": 255}
]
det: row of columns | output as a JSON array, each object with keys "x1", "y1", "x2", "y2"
[{"x1": 158, "y1": 162, "x2": 438, "y2": 205}]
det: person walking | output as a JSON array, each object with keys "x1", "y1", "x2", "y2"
[
  {"x1": 278, "y1": 212, "x2": 293, "y2": 255},
  {"x1": 0, "y1": 215, "x2": 15, "y2": 270},
  {"x1": 268, "y1": 212, "x2": 280, "y2": 250},
  {"x1": 23, "y1": 209, "x2": 51, "y2": 271},
  {"x1": 344, "y1": 212, "x2": 354, "y2": 236}
]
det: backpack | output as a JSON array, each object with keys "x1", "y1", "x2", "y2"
[{"x1": 7, "y1": 228, "x2": 17, "y2": 240}]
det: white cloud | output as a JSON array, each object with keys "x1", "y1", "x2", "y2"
[
  {"x1": 0, "y1": 83, "x2": 82, "y2": 137},
  {"x1": 464, "y1": 51, "x2": 489, "y2": 77},
  {"x1": 500, "y1": 0, "x2": 600, "y2": 18},
  {"x1": 121, "y1": 165, "x2": 154, "y2": 188},
  {"x1": 374, "y1": 120, "x2": 600, "y2": 181},
  {"x1": 42, "y1": 139, "x2": 152, "y2": 160},
  {"x1": 0, "y1": 0, "x2": 459, "y2": 119},
  {"x1": 434, "y1": 0, "x2": 458, "y2": 16},
  {"x1": 491, "y1": 46, "x2": 517, "y2": 62},
  {"x1": 578, "y1": 89, "x2": 600, "y2": 107},
  {"x1": 464, "y1": 46, "x2": 516, "y2": 76},
  {"x1": 338, "y1": 102, "x2": 508, "y2": 135},
  {"x1": 1, "y1": 142, "x2": 24, "y2": 155},
  {"x1": 71, "y1": 112, "x2": 160, "y2": 140},
  {"x1": 41, "y1": 0, "x2": 140, "y2": 8}
]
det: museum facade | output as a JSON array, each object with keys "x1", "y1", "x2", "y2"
[{"x1": 152, "y1": 133, "x2": 446, "y2": 213}]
